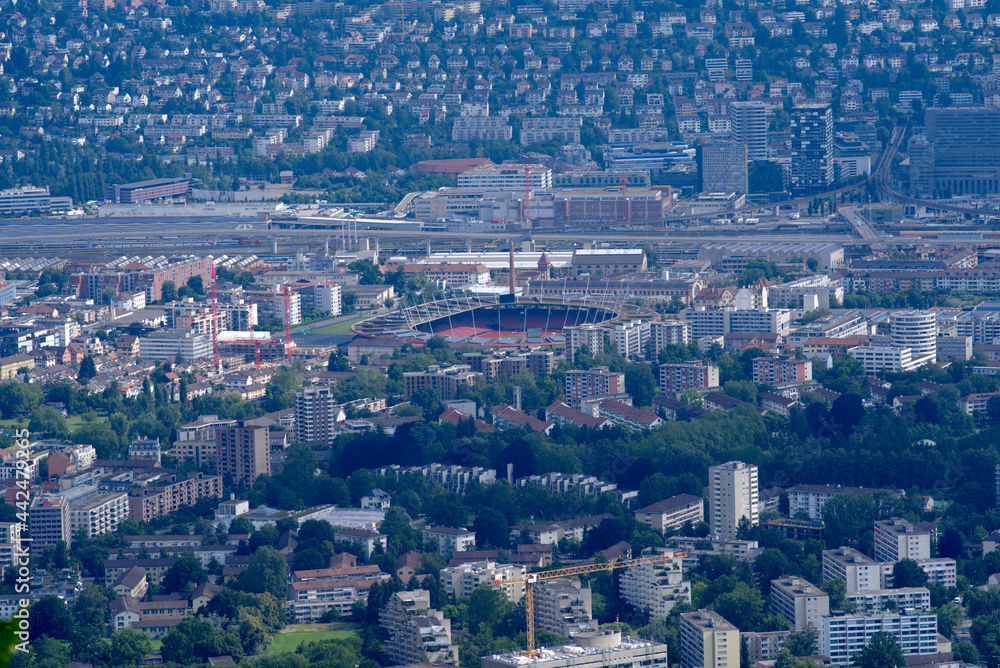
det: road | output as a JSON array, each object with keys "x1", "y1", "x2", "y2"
[
  {"x1": 393, "y1": 192, "x2": 421, "y2": 217},
  {"x1": 839, "y1": 206, "x2": 891, "y2": 252},
  {"x1": 0, "y1": 217, "x2": 975, "y2": 250}
]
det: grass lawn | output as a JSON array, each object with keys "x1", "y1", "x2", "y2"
[
  {"x1": 313, "y1": 316, "x2": 370, "y2": 335},
  {"x1": 264, "y1": 623, "x2": 360, "y2": 655},
  {"x1": 0, "y1": 413, "x2": 107, "y2": 431},
  {"x1": 149, "y1": 640, "x2": 162, "y2": 651}
]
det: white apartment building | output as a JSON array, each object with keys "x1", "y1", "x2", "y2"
[
  {"x1": 521, "y1": 117, "x2": 583, "y2": 146},
  {"x1": 680, "y1": 610, "x2": 741, "y2": 668},
  {"x1": 347, "y1": 130, "x2": 380, "y2": 153},
  {"x1": 820, "y1": 612, "x2": 938, "y2": 666},
  {"x1": 620, "y1": 549, "x2": 691, "y2": 618},
  {"x1": 916, "y1": 558, "x2": 957, "y2": 587},
  {"x1": 611, "y1": 320, "x2": 650, "y2": 360},
  {"x1": 634, "y1": 494, "x2": 704, "y2": 532},
  {"x1": 457, "y1": 163, "x2": 552, "y2": 189},
  {"x1": 822, "y1": 547, "x2": 891, "y2": 592},
  {"x1": 873, "y1": 518, "x2": 932, "y2": 563},
  {"x1": 295, "y1": 386, "x2": 348, "y2": 445},
  {"x1": 374, "y1": 464, "x2": 497, "y2": 495},
  {"x1": 770, "y1": 577, "x2": 830, "y2": 630},
  {"x1": 846, "y1": 587, "x2": 931, "y2": 613},
  {"x1": 767, "y1": 275, "x2": 844, "y2": 309},
  {"x1": 847, "y1": 346, "x2": 917, "y2": 374},
  {"x1": 381, "y1": 591, "x2": 457, "y2": 666},
  {"x1": 68, "y1": 492, "x2": 129, "y2": 539},
  {"x1": 0, "y1": 523, "x2": 19, "y2": 570},
  {"x1": 439, "y1": 561, "x2": 526, "y2": 601},
  {"x1": 709, "y1": 461, "x2": 759, "y2": 541},
  {"x1": 424, "y1": 526, "x2": 477, "y2": 557},
  {"x1": 683, "y1": 308, "x2": 792, "y2": 339},
  {"x1": 534, "y1": 579, "x2": 597, "y2": 636},
  {"x1": 891, "y1": 310, "x2": 937, "y2": 365},
  {"x1": 452, "y1": 117, "x2": 514, "y2": 142},
  {"x1": 138, "y1": 331, "x2": 213, "y2": 361},
  {"x1": 650, "y1": 320, "x2": 692, "y2": 351}
]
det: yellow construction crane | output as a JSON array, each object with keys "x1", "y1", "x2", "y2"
[{"x1": 493, "y1": 552, "x2": 686, "y2": 657}]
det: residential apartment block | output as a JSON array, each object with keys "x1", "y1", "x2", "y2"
[
  {"x1": 873, "y1": 518, "x2": 932, "y2": 563},
  {"x1": 634, "y1": 494, "x2": 704, "y2": 532},
  {"x1": 534, "y1": 579, "x2": 597, "y2": 636},
  {"x1": 439, "y1": 561, "x2": 526, "y2": 601},
  {"x1": 403, "y1": 365, "x2": 481, "y2": 401},
  {"x1": 709, "y1": 461, "x2": 759, "y2": 541},
  {"x1": 770, "y1": 577, "x2": 830, "y2": 630},
  {"x1": 565, "y1": 367, "x2": 626, "y2": 406},
  {"x1": 659, "y1": 361, "x2": 720, "y2": 395},
  {"x1": 680, "y1": 610, "x2": 741, "y2": 668},
  {"x1": 215, "y1": 421, "x2": 270, "y2": 485},
  {"x1": 620, "y1": 549, "x2": 692, "y2": 618},
  {"x1": 424, "y1": 526, "x2": 477, "y2": 557},
  {"x1": 819, "y1": 612, "x2": 938, "y2": 666},
  {"x1": 751, "y1": 356, "x2": 812, "y2": 385}
]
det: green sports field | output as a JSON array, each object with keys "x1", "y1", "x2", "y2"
[
  {"x1": 312, "y1": 316, "x2": 369, "y2": 334},
  {"x1": 264, "y1": 623, "x2": 359, "y2": 654}
]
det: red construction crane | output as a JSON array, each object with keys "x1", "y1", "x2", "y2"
[
  {"x1": 210, "y1": 264, "x2": 220, "y2": 372},
  {"x1": 275, "y1": 281, "x2": 338, "y2": 363}
]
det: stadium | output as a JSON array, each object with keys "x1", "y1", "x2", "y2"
[{"x1": 351, "y1": 296, "x2": 656, "y2": 347}]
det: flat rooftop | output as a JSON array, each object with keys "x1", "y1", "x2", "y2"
[{"x1": 484, "y1": 636, "x2": 665, "y2": 666}]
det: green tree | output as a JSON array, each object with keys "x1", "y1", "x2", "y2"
[
  {"x1": 348, "y1": 259, "x2": 384, "y2": 285},
  {"x1": 263, "y1": 366, "x2": 302, "y2": 412},
  {"x1": 465, "y1": 585, "x2": 513, "y2": 635},
  {"x1": 78, "y1": 356, "x2": 97, "y2": 381},
  {"x1": 892, "y1": 559, "x2": 929, "y2": 589},
  {"x1": 852, "y1": 631, "x2": 905, "y2": 668},
  {"x1": 784, "y1": 626, "x2": 818, "y2": 656},
  {"x1": 161, "y1": 553, "x2": 208, "y2": 596},
  {"x1": 328, "y1": 351, "x2": 350, "y2": 372},
  {"x1": 30, "y1": 595, "x2": 73, "y2": 640},
  {"x1": 625, "y1": 362, "x2": 658, "y2": 406},
  {"x1": 186, "y1": 275, "x2": 205, "y2": 295},
  {"x1": 29, "y1": 406, "x2": 69, "y2": 439},
  {"x1": 108, "y1": 628, "x2": 153, "y2": 666},
  {"x1": 822, "y1": 493, "x2": 904, "y2": 550},
  {"x1": 473, "y1": 508, "x2": 510, "y2": 549},
  {"x1": 237, "y1": 546, "x2": 288, "y2": 600},
  {"x1": 74, "y1": 583, "x2": 111, "y2": 630},
  {"x1": 680, "y1": 388, "x2": 703, "y2": 406},
  {"x1": 161, "y1": 280, "x2": 178, "y2": 302},
  {"x1": 234, "y1": 607, "x2": 272, "y2": 655}
]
